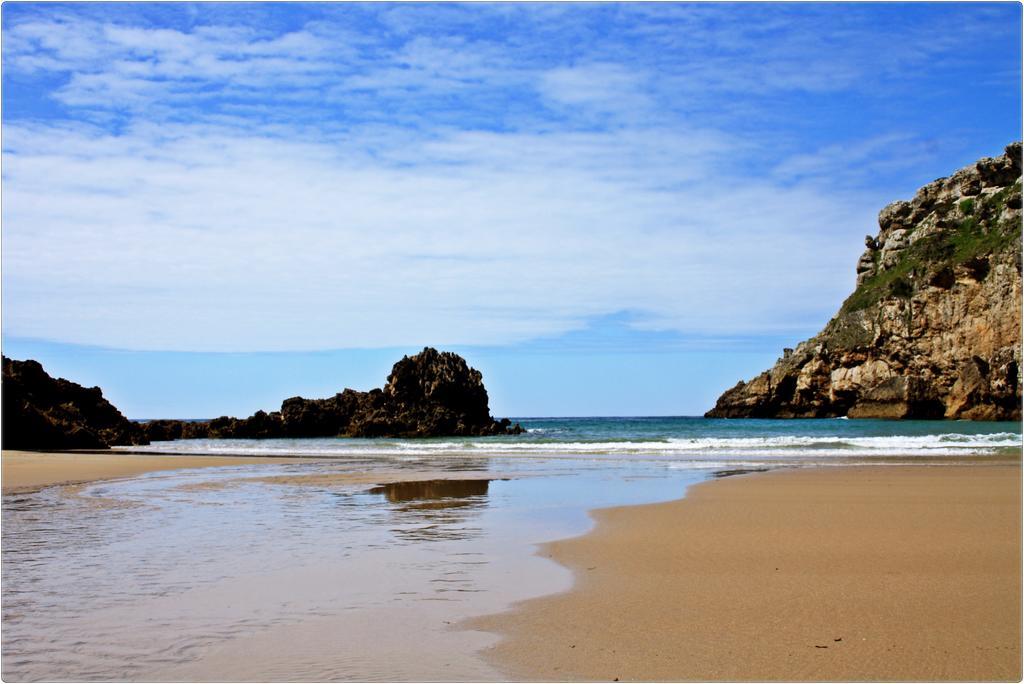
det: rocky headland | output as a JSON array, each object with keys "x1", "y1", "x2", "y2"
[
  {"x1": 707, "y1": 142, "x2": 1022, "y2": 420},
  {"x1": 2, "y1": 357, "x2": 149, "y2": 449},
  {"x1": 142, "y1": 347, "x2": 522, "y2": 441}
]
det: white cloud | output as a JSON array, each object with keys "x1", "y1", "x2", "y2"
[
  {"x1": 772, "y1": 134, "x2": 932, "y2": 184},
  {"x1": 2, "y1": 120, "x2": 876, "y2": 351},
  {"x1": 6, "y1": 16, "x2": 358, "y2": 110},
  {"x1": 540, "y1": 63, "x2": 650, "y2": 110},
  {"x1": 2, "y1": 4, "x2": 1013, "y2": 352}
]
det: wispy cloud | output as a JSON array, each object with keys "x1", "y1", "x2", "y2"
[
  {"x1": 2, "y1": 3, "x2": 1020, "y2": 352},
  {"x1": 1, "y1": 118, "x2": 875, "y2": 351},
  {"x1": 771, "y1": 134, "x2": 945, "y2": 187}
]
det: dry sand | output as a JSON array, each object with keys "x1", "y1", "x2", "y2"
[
  {"x1": 471, "y1": 465, "x2": 1023, "y2": 681},
  {"x1": 1, "y1": 450, "x2": 305, "y2": 494}
]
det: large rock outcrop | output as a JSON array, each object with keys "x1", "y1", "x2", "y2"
[
  {"x1": 144, "y1": 347, "x2": 522, "y2": 440},
  {"x1": 2, "y1": 357, "x2": 149, "y2": 449},
  {"x1": 707, "y1": 143, "x2": 1022, "y2": 420}
]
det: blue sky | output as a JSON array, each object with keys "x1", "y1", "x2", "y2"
[{"x1": 2, "y1": 2, "x2": 1021, "y2": 417}]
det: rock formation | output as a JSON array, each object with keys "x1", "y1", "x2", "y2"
[
  {"x1": 707, "y1": 143, "x2": 1022, "y2": 420},
  {"x1": 143, "y1": 347, "x2": 523, "y2": 440},
  {"x1": 2, "y1": 357, "x2": 149, "y2": 449}
]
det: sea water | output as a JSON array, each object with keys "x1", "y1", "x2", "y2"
[
  {"x1": 3, "y1": 418, "x2": 1020, "y2": 680},
  {"x1": 121, "y1": 416, "x2": 1022, "y2": 465}
]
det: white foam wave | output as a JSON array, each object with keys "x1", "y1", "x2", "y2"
[{"x1": 120, "y1": 431, "x2": 1021, "y2": 460}]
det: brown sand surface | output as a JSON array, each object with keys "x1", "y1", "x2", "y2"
[
  {"x1": 1, "y1": 450, "x2": 307, "y2": 494},
  {"x1": 471, "y1": 465, "x2": 1022, "y2": 681}
]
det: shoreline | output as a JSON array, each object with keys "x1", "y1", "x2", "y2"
[
  {"x1": 469, "y1": 463, "x2": 1023, "y2": 681},
  {"x1": 1, "y1": 449, "x2": 316, "y2": 495},
  {"x1": 4, "y1": 447, "x2": 1021, "y2": 680}
]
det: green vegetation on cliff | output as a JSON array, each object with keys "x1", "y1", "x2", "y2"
[
  {"x1": 708, "y1": 142, "x2": 1022, "y2": 421},
  {"x1": 841, "y1": 178, "x2": 1021, "y2": 315}
]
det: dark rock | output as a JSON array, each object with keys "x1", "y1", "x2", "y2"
[
  {"x1": 141, "y1": 419, "x2": 209, "y2": 441},
  {"x1": 2, "y1": 357, "x2": 149, "y2": 450},
  {"x1": 960, "y1": 177, "x2": 982, "y2": 196},
  {"x1": 140, "y1": 419, "x2": 184, "y2": 442},
  {"x1": 929, "y1": 267, "x2": 955, "y2": 290},
  {"x1": 143, "y1": 348, "x2": 523, "y2": 441},
  {"x1": 349, "y1": 347, "x2": 511, "y2": 437}
]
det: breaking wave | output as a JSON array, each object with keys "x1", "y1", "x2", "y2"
[{"x1": 121, "y1": 428, "x2": 1021, "y2": 463}]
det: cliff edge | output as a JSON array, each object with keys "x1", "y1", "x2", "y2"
[{"x1": 707, "y1": 143, "x2": 1022, "y2": 420}]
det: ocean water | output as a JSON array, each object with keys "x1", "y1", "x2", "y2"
[
  {"x1": 124, "y1": 416, "x2": 1024, "y2": 466},
  {"x1": 4, "y1": 418, "x2": 1020, "y2": 681}
]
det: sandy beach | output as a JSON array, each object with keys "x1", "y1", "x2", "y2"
[
  {"x1": 1, "y1": 450, "x2": 305, "y2": 495},
  {"x1": 3, "y1": 445, "x2": 1021, "y2": 681},
  {"x1": 472, "y1": 465, "x2": 1023, "y2": 682}
]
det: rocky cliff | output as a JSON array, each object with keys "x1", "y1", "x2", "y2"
[
  {"x1": 144, "y1": 347, "x2": 522, "y2": 440},
  {"x1": 2, "y1": 357, "x2": 149, "y2": 449},
  {"x1": 707, "y1": 143, "x2": 1022, "y2": 420}
]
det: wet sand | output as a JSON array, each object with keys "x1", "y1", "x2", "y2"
[
  {"x1": 1, "y1": 450, "x2": 306, "y2": 494},
  {"x1": 169, "y1": 470, "x2": 510, "y2": 493},
  {"x1": 472, "y1": 465, "x2": 1023, "y2": 681},
  {"x1": 1, "y1": 462, "x2": 569, "y2": 681}
]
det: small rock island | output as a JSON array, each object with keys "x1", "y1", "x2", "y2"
[
  {"x1": 2, "y1": 348, "x2": 522, "y2": 450},
  {"x1": 707, "y1": 143, "x2": 1022, "y2": 420},
  {"x1": 144, "y1": 347, "x2": 523, "y2": 441}
]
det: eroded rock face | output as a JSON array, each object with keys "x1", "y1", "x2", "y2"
[
  {"x1": 143, "y1": 348, "x2": 522, "y2": 441},
  {"x1": 2, "y1": 357, "x2": 149, "y2": 449},
  {"x1": 350, "y1": 348, "x2": 508, "y2": 437},
  {"x1": 707, "y1": 143, "x2": 1022, "y2": 420}
]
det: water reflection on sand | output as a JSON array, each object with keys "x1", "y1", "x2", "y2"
[
  {"x1": 369, "y1": 479, "x2": 495, "y2": 544},
  {"x1": 369, "y1": 478, "x2": 493, "y2": 503},
  {"x1": 2, "y1": 456, "x2": 703, "y2": 681}
]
